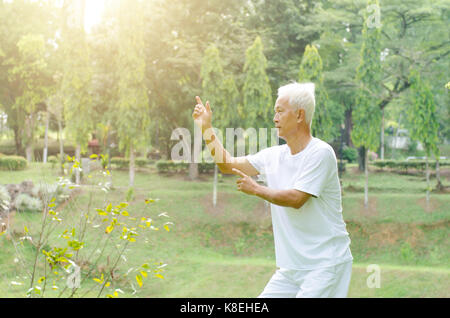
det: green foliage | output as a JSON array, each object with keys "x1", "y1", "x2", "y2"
[
  {"x1": 156, "y1": 160, "x2": 215, "y2": 174},
  {"x1": 299, "y1": 44, "x2": 333, "y2": 141},
  {"x1": 342, "y1": 147, "x2": 358, "y2": 163},
  {"x1": 111, "y1": 157, "x2": 129, "y2": 169},
  {"x1": 351, "y1": 0, "x2": 383, "y2": 151},
  {"x1": 373, "y1": 159, "x2": 450, "y2": 171},
  {"x1": 408, "y1": 70, "x2": 440, "y2": 158},
  {"x1": 0, "y1": 185, "x2": 11, "y2": 213},
  {"x1": 14, "y1": 193, "x2": 42, "y2": 213},
  {"x1": 0, "y1": 156, "x2": 28, "y2": 171},
  {"x1": 116, "y1": 0, "x2": 149, "y2": 154},
  {"x1": 61, "y1": 20, "x2": 94, "y2": 152},
  {"x1": 242, "y1": 36, "x2": 273, "y2": 129}
]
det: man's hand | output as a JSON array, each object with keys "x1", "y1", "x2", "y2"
[
  {"x1": 192, "y1": 96, "x2": 212, "y2": 131},
  {"x1": 232, "y1": 168, "x2": 260, "y2": 196}
]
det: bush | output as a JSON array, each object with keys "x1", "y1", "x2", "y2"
[
  {"x1": 111, "y1": 157, "x2": 129, "y2": 169},
  {"x1": 136, "y1": 157, "x2": 149, "y2": 167},
  {"x1": 14, "y1": 193, "x2": 42, "y2": 213},
  {"x1": 0, "y1": 185, "x2": 11, "y2": 213},
  {"x1": 373, "y1": 159, "x2": 450, "y2": 171},
  {"x1": 156, "y1": 160, "x2": 216, "y2": 174},
  {"x1": 47, "y1": 155, "x2": 58, "y2": 164},
  {"x1": 342, "y1": 147, "x2": 358, "y2": 163},
  {"x1": 34, "y1": 183, "x2": 71, "y2": 204},
  {"x1": 0, "y1": 155, "x2": 28, "y2": 171}
]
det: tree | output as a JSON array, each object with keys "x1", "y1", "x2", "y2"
[
  {"x1": 351, "y1": 0, "x2": 383, "y2": 209},
  {"x1": 408, "y1": 70, "x2": 439, "y2": 203},
  {"x1": 7, "y1": 34, "x2": 50, "y2": 162},
  {"x1": 116, "y1": 0, "x2": 150, "y2": 187},
  {"x1": 243, "y1": 36, "x2": 273, "y2": 131},
  {"x1": 200, "y1": 44, "x2": 226, "y2": 204},
  {"x1": 0, "y1": 0, "x2": 56, "y2": 156},
  {"x1": 61, "y1": 0, "x2": 94, "y2": 184},
  {"x1": 299, "y1": 44, "x2": 333, "y2": 141}
]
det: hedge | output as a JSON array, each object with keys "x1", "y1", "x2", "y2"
[
  {"x1": 0, "y1": 155, "x2": 28, "y2": 171},
  {"x1": 156, "y1": 160, "x2": 216, "y2": 174},
  {"x1": 373, "y1": 159, "x2": 450, "y2": 171},
  {"x1": 111, "y1": 157, "x2": 155, "y2": 169}
]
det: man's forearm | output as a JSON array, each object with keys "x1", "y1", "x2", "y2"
[
  {"x1": 202, "y1": 125, "x2": 234, "y2": 171},
  {"x1": 254, "y1": 185, "x2": 307, "y2": 209}
]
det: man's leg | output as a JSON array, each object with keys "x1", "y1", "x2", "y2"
[
  {"x1": 295, "y1": 261, "x2": 353, "y2": 298},
  {"x1": 258, "y1": 268, "x2": 300, "y2": 298}
]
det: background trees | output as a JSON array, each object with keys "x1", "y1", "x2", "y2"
[{"x1": 0, "y1": 0, "x2": 447, "y2": 191}]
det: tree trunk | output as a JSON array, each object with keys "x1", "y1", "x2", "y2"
[
  {"x1": 43, "y1": 110, "x2": 49, "y2": 164},
  {"x1": 344, "y1": 108, "x2": 353, "y2": 147},
  {"x1": 106, "y1": 125, "x2": 112, "y2": 188},
  {"x1": 364, "y1": 149, "x2": 369, "y2": 209},
  {"x1": 426, "y1": 157, "x2": 430, "y2": 205},
  {"x1": 25, "y1": 144, "x2": 33, "y2": 162},
  {"x1": 25, "y1": 115, "x2": 33, "y2": 162},
  {"x1": 436, "y1": 159, "x2": 442, "y2": 191},
  {"x1": 213, "y1": 165, "x2": 218, "y2": 207},
  {"x1": 380, "y1": 108, "x2": 384, "y2": 160},
  {"x1": 358, "y1": 146, "x2": 366, "y2": 172},
  {"x1": 13, "y1": 126, "x2": 24, "y2": 156},
  {"x1": 129, "y1": 144, "x2": 135, "y2": 187},
  {"x1": 58, "y1": 118, "x2": 65, "y2": 175},
  {"x1": 75, "y1": 144, "x2": 81, "y2": 184},
  {"x1": 189, "y1": 163, "x2": 198, "y2": 181}
]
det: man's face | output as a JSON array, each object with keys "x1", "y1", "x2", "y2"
[{"x1": 273, "y1": 96, "x2": 301, "y2": 140}]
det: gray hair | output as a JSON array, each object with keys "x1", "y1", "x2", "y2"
[{"x1": 277, "y1": 82, "x2": 316, "y2": 127}]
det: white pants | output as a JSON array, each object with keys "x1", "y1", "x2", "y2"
[{"x1": 258, "y1": 261, "x2": 352, "y2": 298}]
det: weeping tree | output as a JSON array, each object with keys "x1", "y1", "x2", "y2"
[
  {"x1": 200, "y1": 44, "x2": 226, "y2": 206},
  {"x1": 299, "y1": 44, "x2": 332, "y2": 142},
  {"x1": 243, "y1": 36, "x2": 273, "y2": 131},
  {"x1": 408, "y1": 70, "x2": 440, "y2": 203},
  {"x1": 351, "y1": 0, "x2": 383, "y2": 209},
  {"x1": 116, "y1": 0, "x2": 150, "y2": 188},
  {"x1": 61, "y1": 0, "x2": 94, "y2": 184},
  {"x1": 7, "y1": 34, "x2": 49, "y2": 162}
]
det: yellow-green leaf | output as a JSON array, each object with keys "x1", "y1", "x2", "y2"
[
  {"x1": 136, "y1": 274, "x2": 143, "y2": 288},
  {"x1": 154, "y1": 274, "x2": 164, "y2": 279},
  {"x1": 140, "y1": 271, "x2": 147, "y2": 278}
]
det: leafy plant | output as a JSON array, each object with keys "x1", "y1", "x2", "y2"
[{"x1": 2, "y1": 158, "x2": 172, "y2": 298}]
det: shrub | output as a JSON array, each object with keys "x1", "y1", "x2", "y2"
[
  {"x1": 156, "y1": 160, "x2": 216, "y2": 174},
  {"x1": 0, "y1": 185, "x2": 11, "y2": 213},
  {"x1": 136, "y1": 157, "x2": 149, "y2": 167},
  {"x1": 14, "y1": 193, "x2": 43, "y2": 213},
  {"x1": 111, "y1": 157, "x2": 129, "y2": 169},
  {"x1": 342, "y1": 147, "x2": 358, "y2": 163},
  {"x1": 0, "y1": 155, "x2": 28, "y2": 171},
  {"x1": 47, "y1": 155, "x2": 58, "y2": 163}
]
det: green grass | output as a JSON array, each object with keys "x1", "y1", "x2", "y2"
[{"x1": 0, "y1": 162, "x2": 449, "y2": 297}]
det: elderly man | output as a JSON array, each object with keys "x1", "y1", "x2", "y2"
[{"x1": 192, "y1": 82, "x2": 353, "y2": 298}]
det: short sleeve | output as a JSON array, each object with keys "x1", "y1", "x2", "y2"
[
  {"x1": 245, "y1": 147, "x2": 273, "y2": 175},
  {"x1": 293, "y1": 148, "x2": 336, "y2": 198}
]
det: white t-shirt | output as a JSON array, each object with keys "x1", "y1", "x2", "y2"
[{"x1": 246, "y1": 137, "x2": 353, "y2": 270}]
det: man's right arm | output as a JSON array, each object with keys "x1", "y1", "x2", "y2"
[
  {"x1": 192, "y1": 96, "x2": 259, "y2": 177},
  {"x1": 202, "y1": 124, "x2": 259, "y2": 176}
]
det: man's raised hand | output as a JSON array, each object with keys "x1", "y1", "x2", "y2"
[{"x1": 192, "y1": 96, "x2": 212, "y2": 130}]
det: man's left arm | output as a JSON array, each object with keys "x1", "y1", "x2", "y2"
[{"x1": 232, "y1": 168, "x2": 311, "y2": 209}]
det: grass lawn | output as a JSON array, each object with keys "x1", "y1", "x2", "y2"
[{"x1": 0, "y1": 162, "x2": 449, "y2": 298}]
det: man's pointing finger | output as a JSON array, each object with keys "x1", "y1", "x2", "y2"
[{"x1": 232, "y1": 168, "x2": 247, "y2": 178}]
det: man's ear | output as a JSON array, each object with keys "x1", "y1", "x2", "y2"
[{"x1": 296, "y1": 109, "x2": 304, "y2": 123}]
